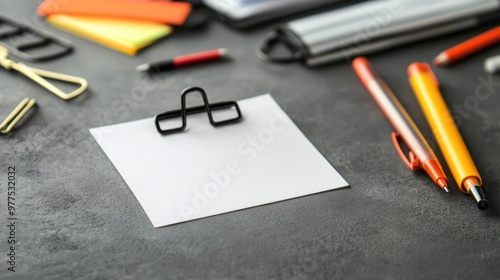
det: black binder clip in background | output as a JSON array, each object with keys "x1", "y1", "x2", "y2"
[
  {"x1": 0, "y1": 16, "x2": 72, "y2": 61},
  {"x1": 155, "y1": 87, "x2": 242, "y2": 135}
]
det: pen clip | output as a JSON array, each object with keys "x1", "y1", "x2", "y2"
[{"x1": 391, "y1": 132, "x2": 421, "y2": 171}]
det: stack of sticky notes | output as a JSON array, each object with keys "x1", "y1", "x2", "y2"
[{"x1": 37, "y1": 0, "x2": 193, "y2": 55}]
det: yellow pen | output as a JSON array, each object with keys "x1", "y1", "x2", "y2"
[{"x1": 408, "y1": 63, "x2": 489, "y2": 210}]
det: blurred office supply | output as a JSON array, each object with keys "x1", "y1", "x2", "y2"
[
  {"x1": 136, "y1": 48, "x2": 228, "y2": 73},
  {"x1": 0, "y1": 16, "x2": 72, "y2": 61},
  {"x1": 47, "y1": 15, "x2": 172, "y2": 55},
  {"x1": 202, "y1": 0, "x2": 352, "y2": 28},
  {"x1": 0, "y1": 98, "x2": 36, "y2": 134},
  {"x1": 434, "y1": 26, "x2": 500, "y2": 66},
  {"x1": 37, "y1": 0, "x2": 184, "y2": 55},
  {"x1": 37, "y1": 0, "x2": 192, "y2": 26},
  {"x1": 257, "y1": 0, "x2": 500, "y2": 66},
  {"x1": 484, "y1": 54, "x2": 500, "y2": 73},
  {"x1": 0, "y1": 45, "x2": 88, "y2": 100}
]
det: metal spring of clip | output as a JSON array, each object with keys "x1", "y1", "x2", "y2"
[
  {"x1": 0, "y1": 45, "x2": 87, "y2": 100},
  {"x1": 0, "y1": 98, "x2": 36, "y2": 134}
]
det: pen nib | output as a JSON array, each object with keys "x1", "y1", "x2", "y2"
[
  {"x1": 435, "y1": 178, "x2": 448, "y2": 191},
  {"x1": 135, "y1": 63, "x2": 150, "y2": 72}
]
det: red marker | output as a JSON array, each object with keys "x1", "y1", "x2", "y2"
[{"x1": 136, "y1": 48, "x2": 228, "y2": 73}]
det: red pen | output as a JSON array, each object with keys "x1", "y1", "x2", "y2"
[
  {"x1": 136, "y1": 48, "x2": 228, "y2": 73},
  {"x1": 352, "y1": 57, "x2": 449, "y2": 192}
]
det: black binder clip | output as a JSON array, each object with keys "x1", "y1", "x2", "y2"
[
  {"x1": 155, "y1": 87, "x2": 242, "y2": 135},
  {"x1": 0, "y1": 17, "x2": 73, "y2": 61}
]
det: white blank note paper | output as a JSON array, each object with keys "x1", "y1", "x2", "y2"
[{"x1": 90, "y1": 94, "x2": 348, "y2": 227}]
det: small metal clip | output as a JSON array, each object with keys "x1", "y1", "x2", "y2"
[
  {"x1": 0, "y1": 45, "x2": 87, "y2": 100},
  {"x1": 155, "y1": 87, "x2": 242, "y2": 135},
  {"x1": 0, "y1": 98, "x2": 36, "y2": 134}
]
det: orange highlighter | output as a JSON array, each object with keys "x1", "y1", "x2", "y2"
[
  {"x1": 352, "y1": 57, "x2": 448, "y2": 192},
  {"x1": 408, "y1": 63, "x2": 489, "y2": 210}
]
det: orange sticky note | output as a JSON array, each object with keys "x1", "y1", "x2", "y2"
[{"x1": 38, "y1": 0, "x2": 192, "y2": 26}]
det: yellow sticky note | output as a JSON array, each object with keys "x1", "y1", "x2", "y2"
[{"x1": 47, "y1": 15, "x2": 172, "y2": 55}]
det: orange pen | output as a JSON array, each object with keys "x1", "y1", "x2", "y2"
[
  {"x1": 408, "y1": 63, "x2": 489, "y2": 210},
  {"x1": 352, "y1": 57, "x2": 448, "y2": 192},
  {"x1": 434, "y1": 26, "x2": 500, "y2": 66}
]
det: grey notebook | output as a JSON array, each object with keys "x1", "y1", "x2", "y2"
[{"x1": 202, "y1": 0, "x2": 358, "y2": 28}]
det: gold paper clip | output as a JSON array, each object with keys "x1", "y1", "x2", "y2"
[
  {"x1": 0, "y1": 98, "x2": 36, "y2": 134},
  {"x1": 0, "y1": 45, "x2": 87, "y2": 100}
]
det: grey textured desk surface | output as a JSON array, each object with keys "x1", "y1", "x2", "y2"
[{"x1": 1, "y1": 1, "x2": 500, "y2": 279}]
